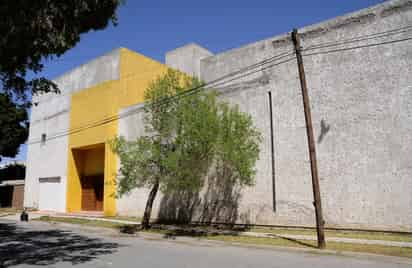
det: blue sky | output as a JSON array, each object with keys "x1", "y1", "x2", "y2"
[{"x1": 4, "y1": 0, "x2": 383, "y2": 164}]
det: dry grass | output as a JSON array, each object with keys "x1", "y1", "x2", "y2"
[
  {"x1": 0, "y1": 208, "x2": 21, "y2": 213},
  {"x1": 206, "y1": 235, "x2": 412, "y2": 259},
  {"x1": 250, "y1": 227, "x2": 412, "y2": 243},
  {"x1": 103, "y1": 216, "x2": 142, "y2": 222},
  {"x1": 37, "y1": 216, "x2": 126, "y2": 229}
]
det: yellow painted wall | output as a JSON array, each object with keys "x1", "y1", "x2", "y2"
[
  {"x1": 67, "y1": 149, "x2": 84, "y2": 212},
  {"x1": 67, "y1": 48, "x2": 168, "y2": 216}
]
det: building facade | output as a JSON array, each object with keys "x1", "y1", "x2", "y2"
[
  {"x1": 25, "y1": 0, "x2": 412, "y2": 231},
  {"x1": 24, "y1": 48, "x2": 168, "y2": 215}
]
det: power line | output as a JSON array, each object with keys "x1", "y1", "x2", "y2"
[
  {"x1": 303, "y1": 36, "x2": 412, "y2": 57},
  {"x1": 27, "y1": 26, "x2": 412, "y2": 145},
  {"x1": 34, "y1": 25, "x2": 412, "y2": 108},
  {"x1": 33, "y1": 50, "x2": 295, "y2": 138},
  {"x1": 145, "y1": 53, "x2": 296, "y2": 109},
  {"x1": 146, "y1": 29, "x2": 412, "y2": 108},
  {"x1": 29, "y1": 55, "x2": 296, "y2": 144},
  {"x1": 27, "y1": 52, "x2": 295, "y2": 145},
  {"x1": 303, "y1": 25, "x2": 412, "y2": 51}
]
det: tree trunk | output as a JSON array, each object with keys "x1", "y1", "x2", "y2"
[{"x1": 141, "y1": 180, "x2": 160, "y2": 229}]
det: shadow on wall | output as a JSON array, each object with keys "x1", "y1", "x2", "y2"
[
  {"x1": 157, "y1": 164, "x2": 251, "y2": 226},
  {"x1": 0, "y1": 222, "x2": 120, "y2": 267},
  {"x1": 317, "y1": 119, "x2": 330, "y2": 144}
]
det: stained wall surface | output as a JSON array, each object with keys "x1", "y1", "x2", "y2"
[
  {"x1": 199, "y1": 0, "x2": 412, "y2": 231},
  {"x1": 120, "y1": 0, "x2": 412, "y2": 231},
  {"x1": 25, "y1": 0, "x2": 412, "y2": 231}
]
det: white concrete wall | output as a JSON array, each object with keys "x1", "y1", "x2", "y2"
[
  {"x1": 116, "y1": 105, "x2": 162, "y2": 216},
  {"x1": 199, "y1": 0, "x2": 412, "y2": 231},
  {"x1": 166, "y1": 43, "x2": 213, "y2": 79},
  {"x1": 24, "y1": 91, "x2": 70, "y2": 211},
  {"x1": 24, "y1": 49, "x2": 121, "y2": 212},
  {"x1": 119, "y1": 0, "x2": 412, "y2": 231}
]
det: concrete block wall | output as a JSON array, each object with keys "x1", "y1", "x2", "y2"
[
  {"x1": 166, "y1": 43, "x2": 213, "y2": 78},
  {"x1": 139, "y1": 0, "x2": 411, "y2": 231},
  {"x1": 26, "y1": 0, "x2": 410, "y2": 231},
  {"x1": 117, "y1": 104, "x2": 154, "y2": 216},
  {"x1": 197, "y1": 0, "x2": 412, "y2": 231},
  {"x1": 299, "y1": 2, "x2": 412, "y2": 230}
]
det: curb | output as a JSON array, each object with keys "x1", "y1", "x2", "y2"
[{"x1": 241, "y1": 232, "x2": 412, "y2": 248}]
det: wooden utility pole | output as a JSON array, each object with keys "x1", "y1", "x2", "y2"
[{"x1": 291, "y1": 28, "x2": 326, "y2": 249}]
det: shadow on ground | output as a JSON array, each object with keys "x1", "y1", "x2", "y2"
[
  {"x1": 157, "y1": 224, "x2": 250, "y2": 240},
  {"x1": 124, "y1": 223, "x2": 318, "y2": 250},
  {"x1": 0, "y1": 222, "x2": 120, "y2": 267},
  {"x1": 275, "y1": 235, "x2": 318, "y2": 249},
  {"x1": 119, "y1": 221, "x2": 250, "y2": 239}
]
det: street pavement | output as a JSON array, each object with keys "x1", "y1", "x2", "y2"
[{"x1": 0, "y1": 219, "x2": 410, "y2": 268}]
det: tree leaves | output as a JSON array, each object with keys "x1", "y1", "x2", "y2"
[
  {"x1": 0, "y1": 0, "x2": 122, "y2": 103},
  {"x1": 0, "y1": 93, "x2": 28, "y2": 160},
  {"x1": 0, "y1": 0, "x2": 122, "y2": 159},
  {"x1": 111, "y1": 70, "x2": 262, "y2": 200}
]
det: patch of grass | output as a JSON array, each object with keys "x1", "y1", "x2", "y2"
[
  {"x1": 205, "y1": 234, "x2": 412, "y2": 259},
  {"x1": 36, "y1": 216, "x2": 127, "y2": 229},
  {"x1": 0, "y1": 213, "x2": 15, "y2": 217},
  {"x1": 104, "y1": 216, "x2": 142, "y2": 222},
  {"x1": 206, "y1": 234, "x2": 317, "y2": 248},
  {"x1": 250, "y1": 227, "x2": 412, "y2": 243},
  {"x1": 0, "y1": 208, "x2": 21, "y2": 213}
]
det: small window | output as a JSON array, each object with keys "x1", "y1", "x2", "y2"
[{"x1": 39, "y1": 177, "x2": 60, "y2": 183}]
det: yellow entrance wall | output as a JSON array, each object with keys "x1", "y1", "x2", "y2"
[{"x1": 67, "y1": 48, "x2": 168, "y2": 216}]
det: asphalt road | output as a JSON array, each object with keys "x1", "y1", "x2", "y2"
[{"x1": 0, "y1": 219, "x2": 410, "y2": 268}]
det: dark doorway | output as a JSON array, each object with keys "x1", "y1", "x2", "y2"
[
  {"x1": 81, "y1": 175, "x2": 104, "y2": 211},
  {"x1": 0, "y1": 186, "x2": 13, "y2": 208}
]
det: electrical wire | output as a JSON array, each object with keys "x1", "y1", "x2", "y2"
[
  {"x1": 27, "y1": 51, "x2": 295, "y2": 144},
  {"x1": 303, "y1": 36, "x2": 412, "y2": 57},
  {"x1": 26, "y1": 25, "x2": 412, "y2": 145},
  {"x1": 33, "y1": 50, "x2": 294, "y2": 135},
  {"x1": 303, "y1": 25, "x2": 412, "y2": 51}
]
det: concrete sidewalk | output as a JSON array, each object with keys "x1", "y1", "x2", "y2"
[
  {"x1": 242, "y1": 232, "x2": 412, "y2": 248},
  {"x1": 156, "y1": 225, "x2": 412, "y2": 248}
]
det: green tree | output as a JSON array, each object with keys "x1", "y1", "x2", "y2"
[
  {"x1": 0, "y1": 0, "x2": 123, "y2": 159},
  {"x1": 0, "y1": 162, "x2": 25, "y2": 183},
  {"x1": 111, "y1": 70, "x2": 261, "y2": 229},
  {"x1": 1, "y1": 0, "x2": 123, "y2": 103},
  {"x1": 0, "y1": 94, "x2": 28, "y2": 161}
]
